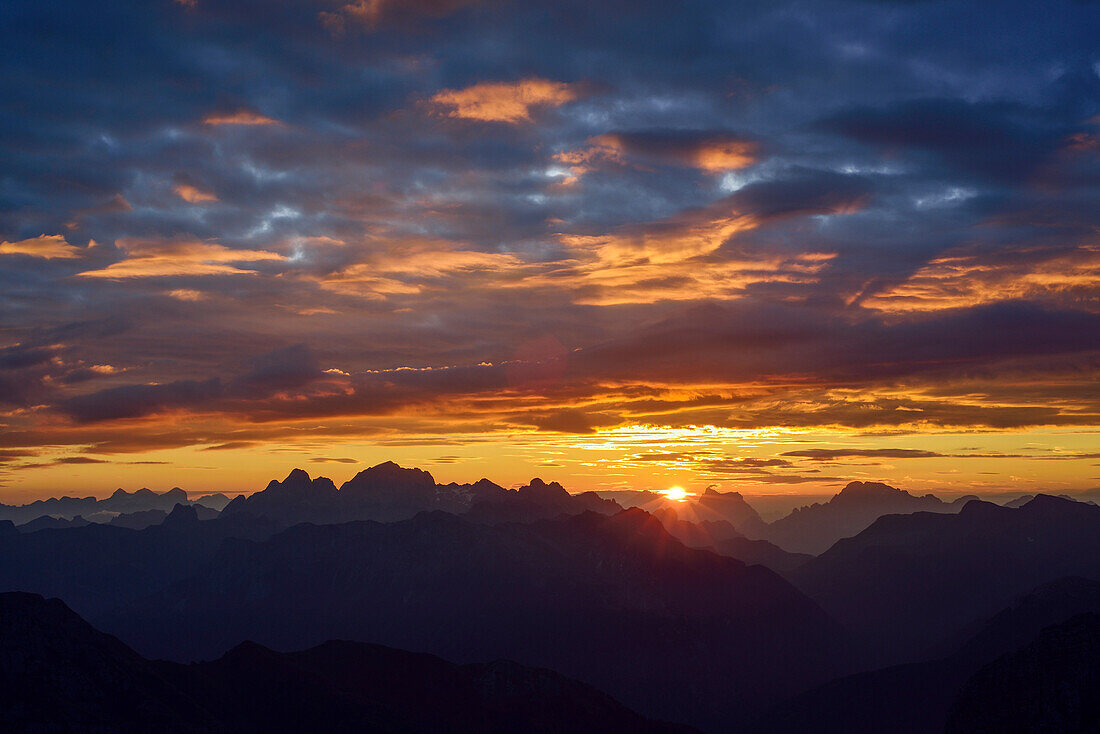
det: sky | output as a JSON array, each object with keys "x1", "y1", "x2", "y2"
[{"x1": 1, "y1": 0, "x2": 1099, "y2": 502}]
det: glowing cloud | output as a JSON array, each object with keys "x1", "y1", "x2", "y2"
[
  {"x1": 692, "y1": 139, "x2": 758, "y2": 172},
  {"x1": 554, "y1": 132, "x2": 758, "y2": 184},
  {"x1": 0, "y1": 234, "x2": 82, "y2": 259},
  {"x1": 315, "y1": 241, "x2": 528, "y2": 299},
  {"x1": 78, "y1": 239, "x2": 285, "y2": 278},
  {"x1": 430, "y1": 78, "x2": 578, "y2": 124},
  {"x1": 173, "y1": 184, "x2": 218, "y2": 204},
  {"x1": 863, "y1": 245, "x2": 1100, "y2": 312},
  {"x1": 203, "y1": 110, "x2": 280, "y2": 126}
]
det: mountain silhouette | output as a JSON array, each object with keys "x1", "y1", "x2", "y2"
[
  {"x1": 0, "y1": 591, "x2": 216, "y2": 731},
  {"x1": 0, "y1": 592, "x2": 690, "y2": 733},
  {"x1": 651, "y1": 508, "x2": 810, "y2": 577},
  {"x1": 17, "y1": 514, "x2": 92, "y2": 532},
  {"x1": 689, "y1": 488, "x2": 771, "y2": 538},
  {"x1": 99, "y1": 508, "x2": 851, "y2": 731},
  {"x1": 764, "y1": 481, "x2": 974, "y2": 554},
  {"x1": 222, "y1": 464, "x2": 623, "y2": 527},
  {"x1": 791, "y1": 494, "x2": 1100, "y2": 663},
  {"x1": 0, "y1": 486, "x2": 208, "y2": 526},
  {"x1": 753, "y1": 576, "x2": 1100, "y2": 733},
  {"x1": 0, "y1": 506, "x2": 280, "y2": 621},
  {"x1": 107, "y1": 504, "x2": 219, "y2": 530},
  {"x1": 945, "y1": 613, "x2": 1100, "y2": 733},
  {"x1": 594, "y1": 487, "x2": 770, "y2": 539}
]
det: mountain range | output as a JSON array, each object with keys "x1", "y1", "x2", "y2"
[
  {"x1": 791, "y1": 494, "x2": 1100, "y2": 664},
  {"x1": 0, "y1": 591, "x2": 689, "y2": 733},
  {"x1": 97, "y1": 508, "x2": 851, "y2": 731},
  {"x1": 754, "y1": 576, "x2": 1100, "y2": 732},
  {"x1": 2, "y1": 462, "x2": 1099, "y2": 732},
  {"x1": 0, "y1": 486, "x2": 229, "y2": 526}
]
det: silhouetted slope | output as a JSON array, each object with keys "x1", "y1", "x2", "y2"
[
  {"x1": 945, "y1": 613, "x2": 1100, "y2": 734},
  {"x1": 160, "y1": 639, "x2": 692, "y2": 734},
  {"x1": 792, "y1": 494, "x2": 1100, "y2": 663},
  {"x1": 17, "y1": 514, "x2": 91, "y2": 532},
  {"x1": 651, "y1": 508, "x2": 810, "y2": 577},
  {"x1": 222, "y1": 465, "x2": 622, "y2": 527},
  {"x1": 102, "y1": 508, "x2": 850, "y2": 731},
  {"x1": 0, "y1": 592, "x2": 687, "y2": 734},
  {"x1": 765, "y1": 481, "x2": 972, "y2": 554},
  {"x1": 690, "y1": 488, "x2": 770, "y2": 538},
  {"x1": 753, "y1": 576, "x2": 1100, "y2": 733},
  {"x1": 0, "y1": 505, "x2": 279, "y2": 620},
  {"x1": 466, "y1": 478, "x2": 622, "y2": 523},
  {"x1": 0, "y1": 591, "x2": 215, "y2": 732},
  {"x1": 110, "y1": 508, "x2": 223, "y2": 530}
]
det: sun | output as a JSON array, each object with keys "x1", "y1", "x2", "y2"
[{"x1": 662, "y1": 486, "x2": 688, "y2": 501}]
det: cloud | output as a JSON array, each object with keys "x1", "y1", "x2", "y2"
[
  {"x1": 0, "y1": 235, "x2": 82, "y2": 259},
  {"x1": 199, "y1": 441, "x2": 259, "y2": 451},
  {"x1": 319, "y1": 0, "x2": 477, "y2": 32},
  {"x1": 861, "y1": 244, "x2": 1100, "y2": 312},
  {"x1": 314, "y1": 241, "x2": 526, "y2": 300},
  {"x1": 202, "y1": 110, "x2": 280, "y2": 126},
  {"x1": 820, "y1": 98, "x2": 1063, "y2": 182},
  {"x1": 430, "y1": 78, "x2": 578, "y2": 124},
  {"x1": 15, "y1": 456, "x2": 111, "y2": 470},
  {"x1": 536, "y1": 171, "x2": 865, "y2": 304},
  {"x1": 783, "y1": 448, "x2": 946, "y2": 459},
  {"x1": 62, "y1": 378, "x2": 225, "y2": 423},
  {"x1": 556, "y1": 131, "x2": 759, "y2": 180},
  {"x1": 173, "y1": 184, "x2": 218, "y2": 204},
  {"x1": 78, "y1": 239, "x2": 285, "y2": 278}
]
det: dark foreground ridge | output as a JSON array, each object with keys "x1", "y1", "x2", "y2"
[{"x1": 0, "y1": 591, "x2": 693, "y2": 733}]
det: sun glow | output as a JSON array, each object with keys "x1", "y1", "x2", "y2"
[{"x1": 663, "y1": 486, "x2": 689, "y2": 501}]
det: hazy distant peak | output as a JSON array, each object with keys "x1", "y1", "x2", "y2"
[{"x1": 702, "y1": 487, "x2": 745, "y2": 499}]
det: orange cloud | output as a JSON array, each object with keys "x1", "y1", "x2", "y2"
[
  {"x1": 535, "y1": 203, "x2": 836, "y2": 304},
  {"x1": 692, "y1": 139, "x2": 758, "y2": 172},
  {"x1": 315, "y1": 240, "x2": 528, "y2": 299},
  {"x1": 173, "y1": 184, "x2": 218, "y2": 204},
  {"x1": 166, "y1": 289, "x2": 207, "y2": 301},
  {"x1": 554, "y1": 132, "x2": 758, "y2": 185},
  {"x1": 430, "y1": 78, "x2": 578, "y2": 124},
  {"x1": 203, "y1": 110, "x2": 280, "y2": 126},
  {"x1": 0, "y1": 234, "x2": 82, "y2": 259},
  {"x1": 78, "y1": 239, "x2": 285, "y2": 279},
  {"x1": 863, "y1": 244, "x2": 1100, "y2": 312}
]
